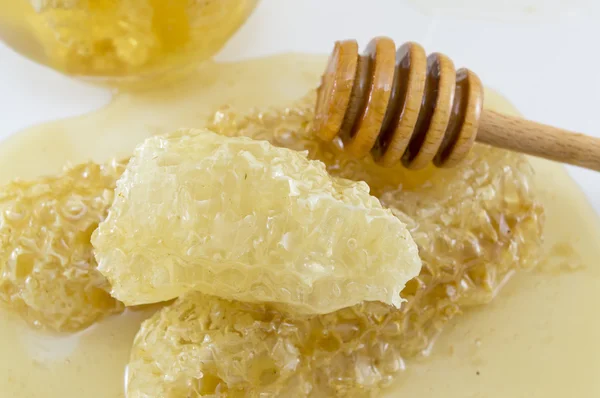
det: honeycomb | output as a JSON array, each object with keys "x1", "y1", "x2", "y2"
[
  {"x1": 0, "y1": 161, "x2": 126, "y2": 332},
  {"x1": 6, "y1": 0, "x2": 257, "y2": 81},
  {"x1": 92, "y1": 129, "x2": 422, "y2": 314},
  {"x1": 126, "y1": 96, "x2": 544, "y2": 397}
]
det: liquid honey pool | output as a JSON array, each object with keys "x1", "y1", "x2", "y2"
[{"x1": 0, "y1": 54, "x2": 598, "y2": 397}]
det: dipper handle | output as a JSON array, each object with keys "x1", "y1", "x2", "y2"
[{"x1": 313, "y1": 37, "x2": 600, "y2": 171}]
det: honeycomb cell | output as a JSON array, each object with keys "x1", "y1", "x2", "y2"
[
  {"x1": 127, "y1": 293, "x2": 307, "y2": 398},
  {"x1": 0, "y1": 161, "x2": 126, "y2": 332},
  {"x1": 126, "y1": 97, "x2": 543, "y2": 397},
  {"x1": 92, "y1": 129, "x2": 422, "y2": 314}
]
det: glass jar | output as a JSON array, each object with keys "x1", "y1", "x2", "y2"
[{"x1": 0, "y1": 0, "x2": 258, "y2": 86}]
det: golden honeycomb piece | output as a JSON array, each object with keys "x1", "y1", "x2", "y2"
[
  {"x1": 93, "y1": 129, "x2": 421, "y2": 314},
  {"x1": 126, "y1": 98, "x2": 544, "y2": 397},
  {"x1": 0, "y1": 161, "x2": 126, "y2": 332}
]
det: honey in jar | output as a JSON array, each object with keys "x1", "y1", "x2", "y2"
[{"x1": 0, "y1": 0, "x2": 257, "y2": 85}]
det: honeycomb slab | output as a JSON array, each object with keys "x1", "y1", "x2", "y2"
[
  {"x1": 0, "y1": 161, "x2": 125, "y2": 332},
  {"x1": 92, "y1": 128, "x2": 421, "y2": 314},
  {"x1": 126, "y1": 98, "x2": 543, "y2": 398}
]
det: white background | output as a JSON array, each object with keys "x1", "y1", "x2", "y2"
[{"x1": 0, "y1": 0, "x2": 598, "y2": 213}]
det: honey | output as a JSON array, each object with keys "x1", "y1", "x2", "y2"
[
  {"x1": 0, "y1": 54, "x2": 598, "y2": 397},
  {"x1": 124, "y1": 90, "x2": 541, "y2": 397},
  {"x1": 0, "y1": 161, "x2": 126, "y2": 332},
  {"x1": 0, "y1": 0, "x2": 257, "y2": 85}
]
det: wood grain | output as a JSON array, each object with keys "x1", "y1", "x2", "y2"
[{"x1": 478, "y1": 110, "x2": 600, "y2": 171}]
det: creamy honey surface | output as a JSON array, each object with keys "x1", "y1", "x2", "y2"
[{"x1": 0, "y1": 54, "x2": 598, "y2": 397}]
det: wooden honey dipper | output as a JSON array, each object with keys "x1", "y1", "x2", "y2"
[{"x1": 313, "y1": 37, "x2": 600, "y2": 171}]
